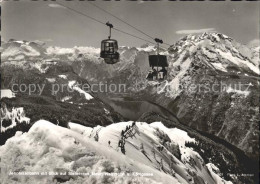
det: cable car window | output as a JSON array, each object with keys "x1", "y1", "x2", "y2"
[
  {"x1": 109, "y1": 43, "x2": 114, "y2": 52},
  {"x1": 101, "y1": 43, "x2": 105, "y2": 51},
  {"x1": 105, "y1": 46, "x2": 110, "y2": 51},
  {"x1": 109, "y1": 47, "x2": 114, "y2": 52},
  {"x1": 114, "y1": 42, "x2": 118, "y2": 51}
]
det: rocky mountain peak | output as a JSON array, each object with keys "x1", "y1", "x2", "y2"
[{"x1": 168, "y1": 32, "x2": 259, "y2": 76}]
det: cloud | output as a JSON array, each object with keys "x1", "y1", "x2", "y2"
[
  {"x1": 32, "y1": 39, "x2": 53, "y2": 46},
  {"x1": 247, "y1": 39, "x2": 260, "y2": 48},
  {"x1": 137, "y1": 1, "x2": 145, "y2": 4},
  {"x1": 48, "y1": 4, "x2": 66, "y2": 9},
  {"x1": 33, "y1": 40, "x2": 46, "y2": 46},
  {"x1": 42, "y1": 39, "x2": 53, "y2": 42},
  {"x1": 176, "y1": 28, "x2": 215, "y2": 35}
]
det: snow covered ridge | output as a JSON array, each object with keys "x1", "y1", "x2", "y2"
[
  {"x1": 3, "y1": 33, "x2": 258, "y2": 78},
  {"x1": 1, "y1": 40, "x2": 102, "y2": 66},
  {"x1": 169, "y1": 32, "x2": 259, "y2": 75},
  {"x1": 1, "y1": 39, "x2": 160, "y2": 64},
  {"x1": 1, "y1": 40, "x2": 45, "y2": 60},
  {"x1": 1, "y1": 39, "x2": 101, "y2": 58},
  {"x1": 154, "y1": 32, "x2": 259, "y2": 99},
  {"x1": 0, "y1": 105, "x2": 30, "y2": 133},
  {"x1": 70, "y1": 121, "x2": 231, "y2": 184},
  {"x1": 0, "y1": 120, "x2": 232, "y2": 184},
  {"x1": 46, "y1": 46, "x2": 100, "y2": 56}
]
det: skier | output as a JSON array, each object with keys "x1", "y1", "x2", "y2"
[
  {"x1": 160, "y1": 158, "x2": 164, "y2": 171},
  {"x1": 121, "y1": 146, "x2": 126, "y2": 154},
  {"x1": 94, "y1": 132, "x2": 99, "y2": 142},
  {"x1": 121, "y1": 130, "x2": 124, "y2": 137},
  {"x1": 120, "y1": 139, "x2": 126, "y2": 154}
]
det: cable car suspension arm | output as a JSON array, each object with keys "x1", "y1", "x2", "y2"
[
  {"x1": 106, "y1": 22, "x2": 113, "y2": 39},
  {"x1": 155, "y1": 38, "x2": 163, "y2": 55}
]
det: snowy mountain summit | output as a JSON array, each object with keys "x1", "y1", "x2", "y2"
[
  {"x1": 168, "y1": 32, "x2": 259, "y2": 75},
  {"x1": 0, "y1": 120, "x2": 232, "y2": 184}
]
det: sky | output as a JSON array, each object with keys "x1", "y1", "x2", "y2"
[{"x1": 1, "y1": 0, "x2": 259, "y2": 48}]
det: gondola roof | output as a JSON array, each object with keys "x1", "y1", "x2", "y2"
[{"x1": 149, "y1": 55, "x2": 168, "y2": 67}]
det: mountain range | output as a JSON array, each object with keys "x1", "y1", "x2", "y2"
[{"x1": 0, "y1": 32, "x2": 259, "y2": 184}]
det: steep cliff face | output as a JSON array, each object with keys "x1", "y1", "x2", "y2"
[
  {"x1": 156, "y1": 33, "x2": 259, "y2": 159},
  {"x1": 145, "y1": 33, "x2": 258, "y2": 159},
  {"x1": 163, "y1": 73, "x2": 259, "y2": 160}
]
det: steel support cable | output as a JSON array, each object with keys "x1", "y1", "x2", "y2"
[
  {"x1": 87, "y1": 1, "x2": 172, "y2": 47},
  {"x1": 55, "y1": 2, "x2": 165, "y2": 48},
  {"x1": 87, "y1": 1, "x2": 154, "y2": 40}
]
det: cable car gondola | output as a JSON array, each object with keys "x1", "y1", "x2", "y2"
[
  {"x1": 100, "y1": 22, "x2": 120, "y2": 64},
  {"x1": 146, "y1": 38, "x2": 168, "y2": 81}
]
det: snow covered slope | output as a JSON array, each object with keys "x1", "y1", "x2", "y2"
[
  {"x1": 0, "y1": 120, "x2": 232, "y2": 184},
  {"x1": 69, "y1": 121, "x2": 232, "y2": 184}
]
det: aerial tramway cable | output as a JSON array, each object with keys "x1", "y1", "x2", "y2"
[
  {"x1": 55, "y1": 2, "x2": 159, "y2": 46},
  {"x1": 86, "y1": 1, "x2": 172, "y2": 46},
  {"x1": 87, "y1": 1, "x2": 154, "y2": 40},
  {"x1": 54, "y1": 1, "x2": 169, "y2": 72}
]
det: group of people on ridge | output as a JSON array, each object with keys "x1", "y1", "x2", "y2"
[{"x1": 117, "y1": 122, "x2": 136, "y2": 154}]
